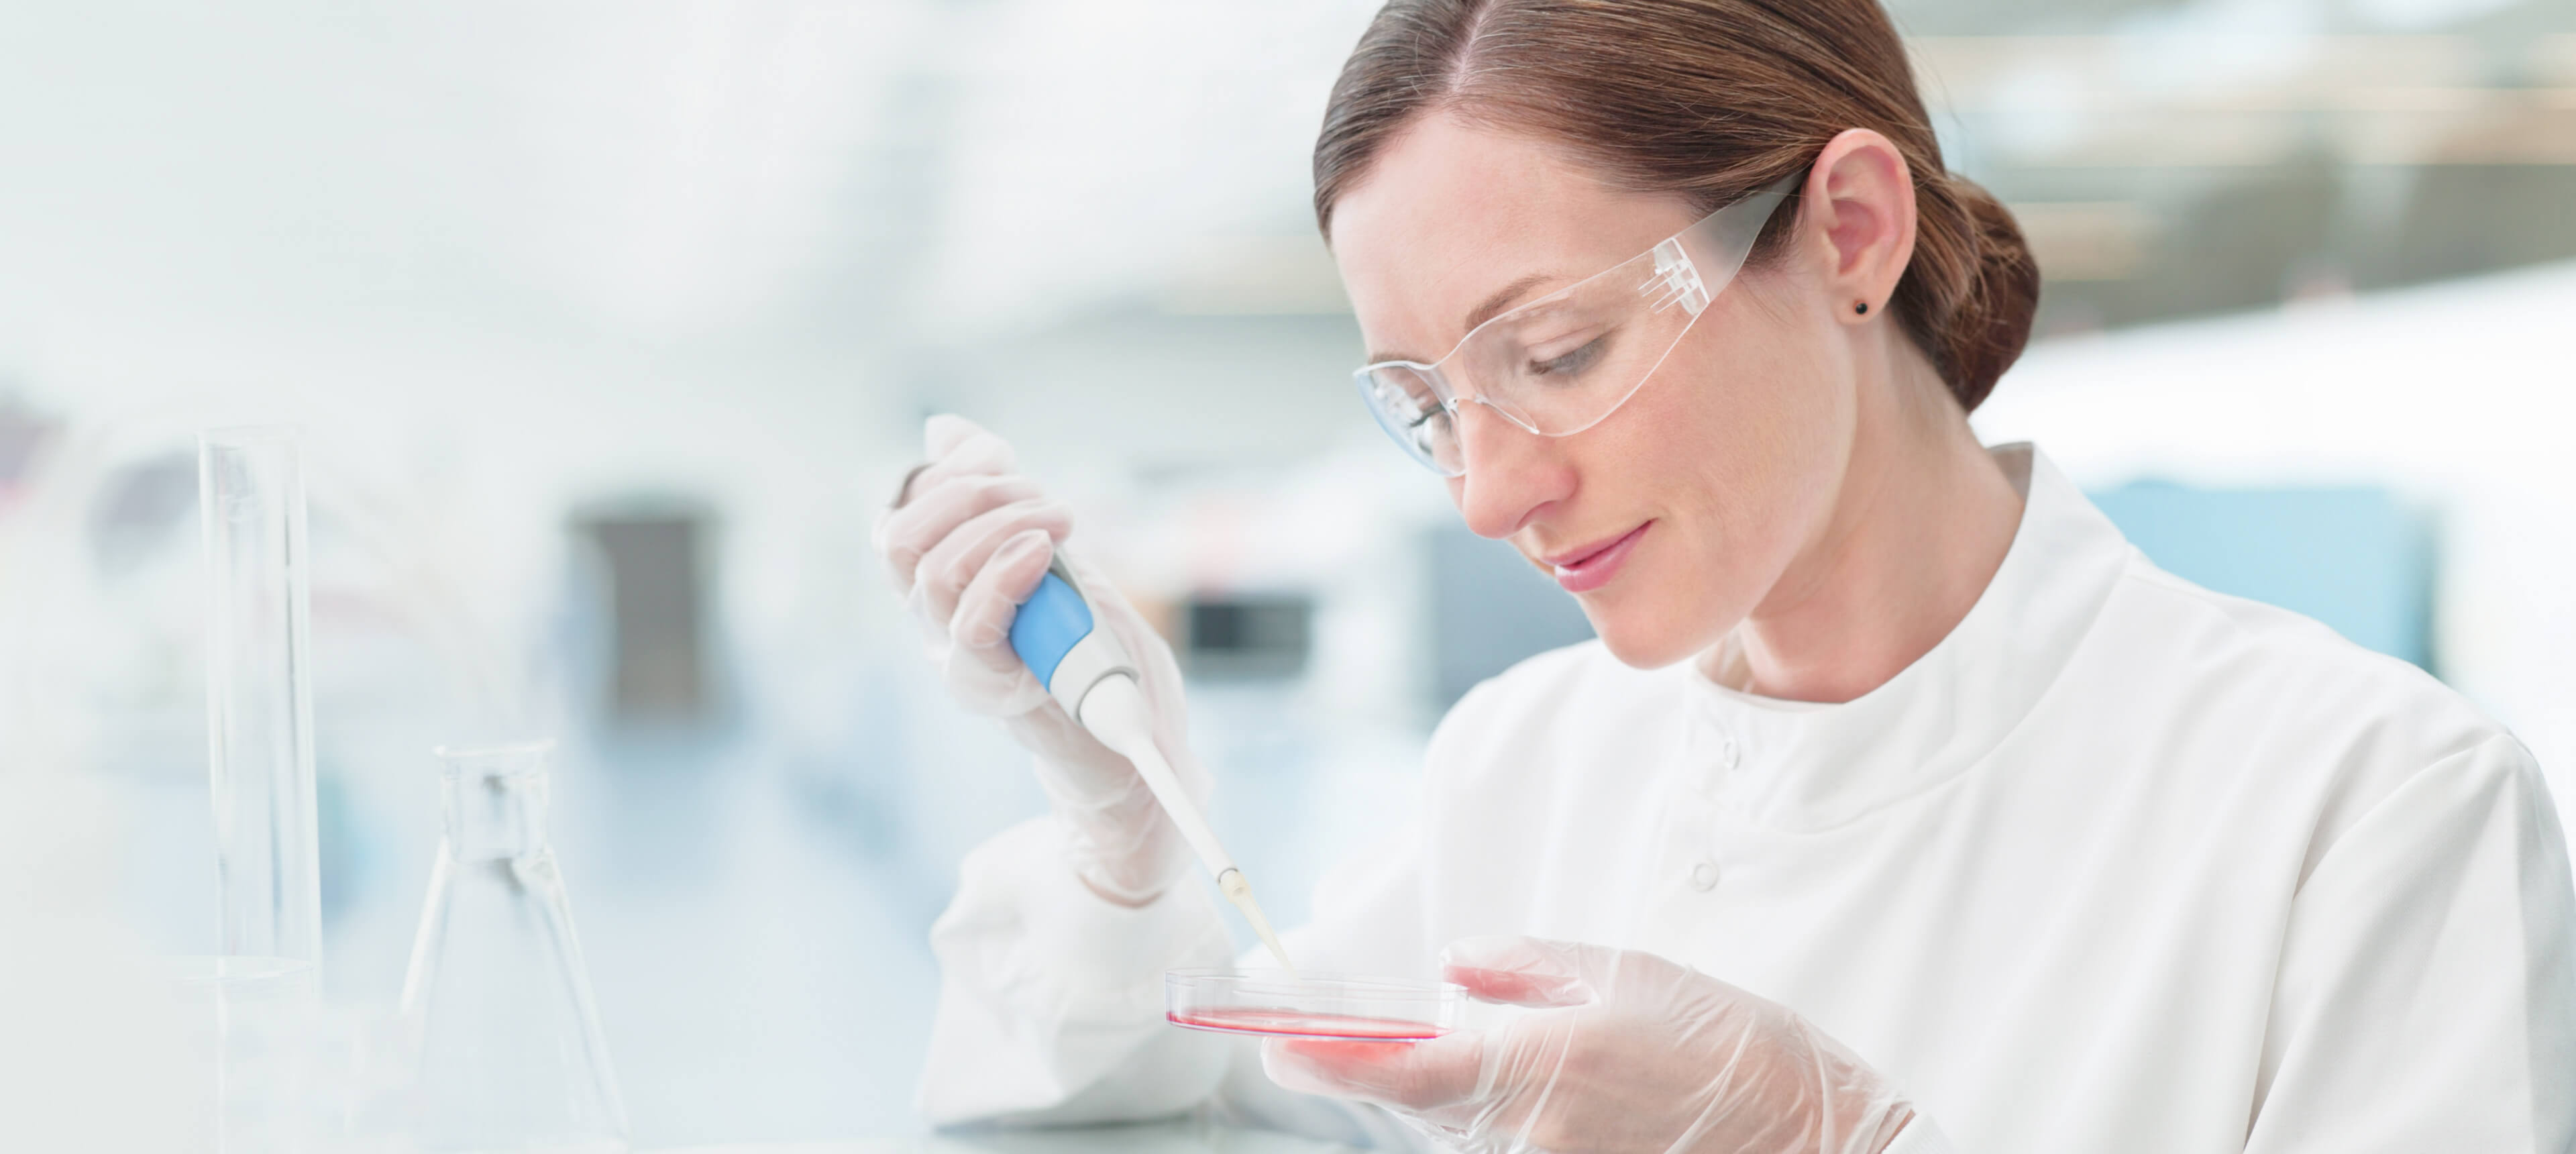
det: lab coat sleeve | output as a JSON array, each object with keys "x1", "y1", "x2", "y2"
[
  {"x1": 2245, "y1": 733, "x2": 2576, "y2": 1152},
  {"x1": 915, "y1": 815, "x2": 1238, "y2": 1126}
]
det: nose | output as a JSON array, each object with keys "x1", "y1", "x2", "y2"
[{"x1": 1450, "y1": 401, "x2": 1574, "y2": 540}]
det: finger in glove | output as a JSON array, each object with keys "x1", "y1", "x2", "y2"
[
  {"x1": 1440, "y1": 935, "x2": 1629, "y2": 1008},
  {"x1": 1261, "y1": 1031, "x2": 1490, "y2": 1114},
  {"x1": 951, "y1": 528, "x2": 1057, "y2": 653},
  {"x1": 914, "y1": 497, "x2": 1073, "y2": 631},
  {"x1": 879, "y1": 474, "x2": 1048, "y2": 596}
]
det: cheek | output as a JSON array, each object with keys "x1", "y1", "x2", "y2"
[
  {"x1": 1583, "y1": 300, "x2": 1854, "y2": 658},
  {"x1": 1652, "y1": 303, "x2": 1849, "y2": 533},
  {"x1": 1715, "y1": 317, "x2": 1853, "y2": 515}
]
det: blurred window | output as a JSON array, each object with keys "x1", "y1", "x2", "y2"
[{"x1": 2092, "y1": 482, "x2": 2434, "y2": 669}]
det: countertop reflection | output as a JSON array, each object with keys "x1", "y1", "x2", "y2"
[{"x1": 659, "y1": 1118, "x2": 1364, "y2": 1153}]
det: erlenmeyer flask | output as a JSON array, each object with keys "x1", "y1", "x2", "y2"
[{"x1": 400, "y1": 742, "x2": 629, "y2": 1153}]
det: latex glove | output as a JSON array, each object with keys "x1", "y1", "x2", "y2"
[
  {"x1": 872, "y1": 414, "x2": 1209, "y2": 905},
  {"x1": 1262, "y1": 937, "x2": 1917, "y2": 1154}
]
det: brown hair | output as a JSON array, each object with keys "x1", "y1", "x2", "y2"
[{"x1": 1313, "y1": 0, "x2": 2039, "y2": 411}]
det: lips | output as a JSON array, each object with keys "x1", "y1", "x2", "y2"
[{"x1": 1547, "y1": 522, "x2": 1650, "y2": 594}]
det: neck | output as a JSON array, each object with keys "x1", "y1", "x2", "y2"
[{"x1": 1709, "y1": 341, "x2": 2024, "y2": 704}]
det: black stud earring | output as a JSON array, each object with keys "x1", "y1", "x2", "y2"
[{"x1": 1854, "y1": 301, "x2": 1870, "y2": 315}]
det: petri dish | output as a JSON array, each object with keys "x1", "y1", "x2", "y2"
[{"x1": 1165, "y1": 969, "x2": 1466, "y2": 1042}]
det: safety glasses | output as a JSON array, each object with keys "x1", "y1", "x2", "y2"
[{"x1": 1353, "y1": 171, "x2": 1801, "y2": 476}]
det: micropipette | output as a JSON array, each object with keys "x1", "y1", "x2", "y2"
[{"x1": 1008, "y1": 558, "x2": 1295, "y2": 974}]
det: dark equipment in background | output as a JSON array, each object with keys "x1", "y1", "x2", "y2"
[
  {"x1": 1182, "y1": 593, "x2": 1313, "y2": 680},
  {"x1": 577, "y1": 510, "x2": 714, "y2": 723}
]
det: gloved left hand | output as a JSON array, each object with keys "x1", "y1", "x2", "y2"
[{"x1": 1260, "y1": 936, "x2": 1919, "y2": 1154}]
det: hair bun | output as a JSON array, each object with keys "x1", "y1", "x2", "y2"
[{"x1": 1929, "y1": 174, "x2": 2039, "y2": 411}]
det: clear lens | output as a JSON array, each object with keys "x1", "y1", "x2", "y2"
[
  {"x1": 1355, "y1": 364, "x2": 1462, "y2": 475},
  {"x1": 1453, "y1": 246, "x2": 1698, "y2": 438},
  {"x1": 1352, "y1": 174, "x2": 1795, "y2": 474}
]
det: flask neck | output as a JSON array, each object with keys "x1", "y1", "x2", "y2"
[{"x1": 435, "y1": 743, "x2": 553, "y2": 861}]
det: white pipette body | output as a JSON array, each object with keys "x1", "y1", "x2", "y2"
[
  {"x1": 1075, "y1": 675, "x2": 1294, "y2": 973},
  {"x1": 1008, "y1": 560, "x2": 1295, "y2": 975}
]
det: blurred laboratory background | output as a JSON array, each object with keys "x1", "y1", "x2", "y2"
[{"x1": 1, "y1": 0, "x2": 2572, "y2": 1145}]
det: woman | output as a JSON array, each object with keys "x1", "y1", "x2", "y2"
[{"x1": 876, "y1": 1, "x2": 2576, "y2": 1151}]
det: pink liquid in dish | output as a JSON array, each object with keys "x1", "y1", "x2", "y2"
[{"x1": 1167, "y1": 1007, "x2": 1447, "y2": 1041}]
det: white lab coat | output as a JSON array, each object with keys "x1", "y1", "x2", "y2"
[{"x1": 917, "y1": 445, "x2": 2576, "y2": 1153}]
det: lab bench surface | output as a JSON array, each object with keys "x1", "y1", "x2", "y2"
[{"x1": 655, "y1": 1118, "x2": 1365, "y2": 1153}]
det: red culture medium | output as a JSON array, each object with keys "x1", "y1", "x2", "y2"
[{"x1": 1167, "y1": 1006, "x2": 1448, "y2": 1041}]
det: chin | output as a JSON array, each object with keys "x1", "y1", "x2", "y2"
[{"x1": 1585, "y1": 605, "x2": 1709, "y2": 670}]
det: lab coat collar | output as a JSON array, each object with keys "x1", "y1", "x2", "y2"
[{"x1": 1682, "y1": 445, "x2": 2131, "y2": 831}]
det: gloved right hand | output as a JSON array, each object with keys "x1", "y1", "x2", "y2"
[
  {"x1": 873, "y1": 415, "x2": 1209, "y2": 906},
  {"x1": 1262, "y1": 937, "x2": 1920, "y2": 1154}
]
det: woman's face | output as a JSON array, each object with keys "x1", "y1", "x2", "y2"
[{"x1": 1331, "y1": 114, "x2": 1860, "y2": 668}]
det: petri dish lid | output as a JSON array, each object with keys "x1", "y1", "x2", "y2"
[{"x1": 1165, "y1": 968, "x2": 1466, "y2": 1042}]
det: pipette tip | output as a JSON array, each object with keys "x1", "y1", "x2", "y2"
[{"x1": 1219, "y1": 868, "x2": 1298, "y2": 980}]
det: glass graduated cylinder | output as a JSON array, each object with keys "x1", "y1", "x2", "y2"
[
  {"x1": 401, "y1": 743, "x2": 629, "y2": 1153},
  {"x1": 198, "y1": 427, "x2": 323, "y2": 986}
]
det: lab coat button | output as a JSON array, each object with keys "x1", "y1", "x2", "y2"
[
  {"x1": 1718, "y1": 733, "x2": 1740, "y2": 770},
  {"x1": 1688, "y1": 860, "x2": 1721, "y2": 891}
]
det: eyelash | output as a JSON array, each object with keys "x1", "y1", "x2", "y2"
[{"x1": 1529, "y1": 336, "x2": 1605, "y2": 376}]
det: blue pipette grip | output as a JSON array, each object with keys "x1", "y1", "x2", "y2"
[{"x1": 1009, "y1": 569, "x2": 1095, "y2": 689}]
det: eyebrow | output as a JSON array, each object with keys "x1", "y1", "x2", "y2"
[{"x1": 1364, "y1": 270, "x2": 1564, "y2": 365}]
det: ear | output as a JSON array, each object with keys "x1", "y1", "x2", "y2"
[{"x1": 1797, "y1": 128, "x2": 1917, "y2": 323}]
